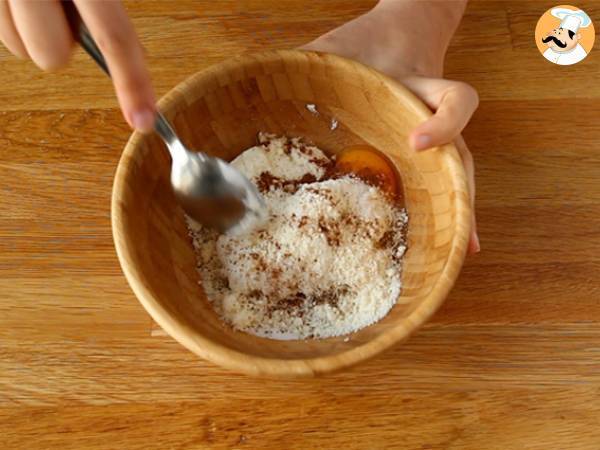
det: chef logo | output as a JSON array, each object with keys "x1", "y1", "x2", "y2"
[{"x1": 535, "y1": 5, "x2": 594, "y2": 65}]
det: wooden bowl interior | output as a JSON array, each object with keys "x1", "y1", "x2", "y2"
[{"x1": 113, "y1": 51, "x2": 468, "y2": 369}]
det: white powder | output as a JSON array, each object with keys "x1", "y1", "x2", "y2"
[
  {"x1": 305, "y1": 103, "x2": 319, "y2": 115},
  {"x1": 330, "y1": 117, "x2": 339, "y2": 131},
  {"x1": 187, "y1": 134, "x2": 408, "y2": 340},
  {"x1": 231, "y1": 133, "x2": 329, "y2": 182}
]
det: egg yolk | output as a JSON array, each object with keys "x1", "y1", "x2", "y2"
[{"x1": 335, "y1": 145, "x2": 399, "y2": 197}]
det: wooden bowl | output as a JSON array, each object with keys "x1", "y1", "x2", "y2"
[{"x1": 112, "y1": 50, "x2": 471, "y2": 377}]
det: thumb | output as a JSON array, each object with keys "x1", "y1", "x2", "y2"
[{"x1": 405, "y1": 78, "x2": 478, "y2": 151}]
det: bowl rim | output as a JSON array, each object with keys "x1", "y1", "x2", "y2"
[{"x1": 111, "y1": 50, "x2": 471, "y2": 377}]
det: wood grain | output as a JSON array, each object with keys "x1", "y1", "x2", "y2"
[
  {"x1": 4, "y1": 386, "x2": 600, "y2": 450},
  {"x1": 1, "y1": 0, "x2": 600, "y2": 447}
]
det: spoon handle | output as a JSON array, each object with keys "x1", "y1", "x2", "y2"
[
  {"x1": 62, "y1": 1, "x2": 188, "y2": 159},
  {"x1": 62, "y1": 1, "x2": 110, "y2": 76}
]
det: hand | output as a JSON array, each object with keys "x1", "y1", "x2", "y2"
[
  {"x1": 0, "y1": 0, "x2": 155, "y2": 131},
  {"x1": 301, "y1": 0, "x2": 480, "y2": 254}
]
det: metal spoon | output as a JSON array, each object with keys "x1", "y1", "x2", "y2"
[{"x1": 63, "y1": 2, "x2": 266, "y2": 234}]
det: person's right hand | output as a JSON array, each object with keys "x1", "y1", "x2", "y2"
[{"x1": 0, "y1": 0, "x2": 156, "y2": 131}]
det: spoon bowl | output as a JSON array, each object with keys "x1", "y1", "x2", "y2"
[
  {"x1": 156, "y1": 114, "x2": 267, "y2": 233},
  {"x1": 171, "y1": 150, "x2": 267, "y2": 234}
]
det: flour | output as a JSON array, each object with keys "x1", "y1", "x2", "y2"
[{"x1": 187, "y1": 134, "x2": 408, "y2": 340}]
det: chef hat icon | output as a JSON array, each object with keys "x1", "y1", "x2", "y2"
[{"x1": 551, "y1": 7, "x2": 592, "y2": 33}]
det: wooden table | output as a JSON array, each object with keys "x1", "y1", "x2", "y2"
[{"x1": 2, "y1": 1, "x2": 600, "y2": 448}]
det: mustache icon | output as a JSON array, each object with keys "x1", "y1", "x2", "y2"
[{"x1": 542, "y1": 35, "x2": 567, "y2": 48}]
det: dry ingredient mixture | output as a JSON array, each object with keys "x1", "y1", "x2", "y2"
[{"x1": 187, "y1": 133, "x2": 408, "y2": 340}]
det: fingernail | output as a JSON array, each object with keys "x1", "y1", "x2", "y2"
[
  {"x1": 414, "y1": 134, "x2": 431, "y2": 151},
  {"x1": 130, "y1": 109, "x2": 155, "y2": 132},
  {"x1": 472, "y1": 233, "x2": 481, "y2": 254}
]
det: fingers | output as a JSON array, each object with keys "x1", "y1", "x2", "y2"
[
  {"x1": 1, "y1": 0, "x2": 154, "y2": 132},
  {"x1": 74, "y1": 0, "x2": 156, "y2": 132},
  {"x1": 8, "y1": 0, "x2": 73, "y2": 70},
  {"x1": 405, "y1": 77, "x2": 479, "y2": 151},
  {"x1": 455, "y1": 135, "x2": 480, "y2": 254},
  {"x1": 0, "y1": 0, "x2": 27, "y2": 58},
  {"x1": 403, "y1": 77, "x2": 480, "y2": 253}
]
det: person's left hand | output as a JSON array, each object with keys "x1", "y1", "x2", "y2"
[
  {"x1": 399, "y1": 76, "x2": 479, "y2": 255},
  {"x1": 301, "y1": 6, "x2": 480, "y2": 254}
]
